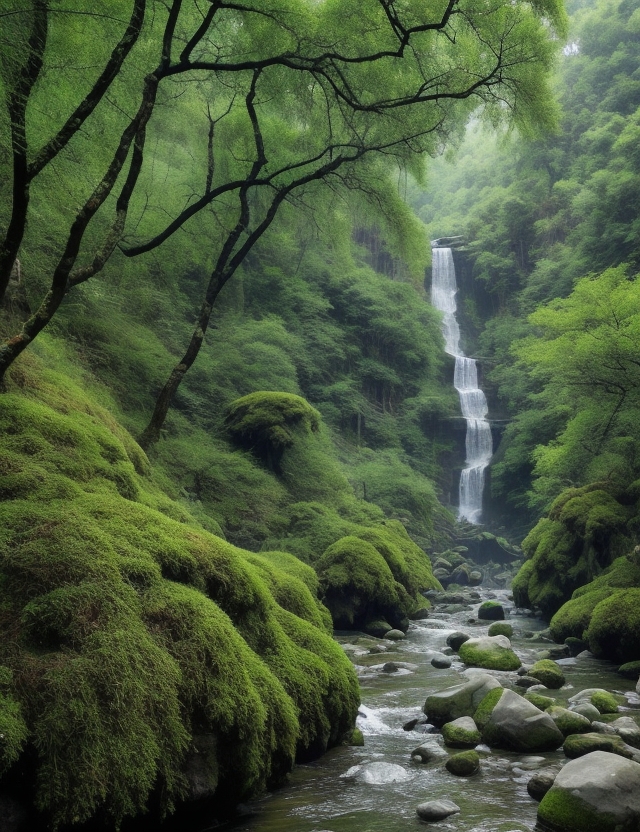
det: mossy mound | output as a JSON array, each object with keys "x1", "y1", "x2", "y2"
[
  {"x1": 525, "y1": 692, "x2": 556, "y2": 711},
  {"x1": 545, "y1": 707, "x2": 592, "y2": 737},
  {"x1": 442, "y1": 717, "x2": 481, "y2": 749},
  {"x1": 225, "y1": 391, "x2": 320, "y2": 456},
  {"x1": 316, "y1": 523, "x2": 441, "y2": 630},
  {"x1": 0, "y1": 388, "x2": 359, "y2": 828},
  {"x1": 589, "y1": 691, "x2": 620, "y2": 714},
  {"x1": 528, "y1": 659, "x2": 565, "y2": 689},
  {"x1": 512, "y1": 484, "x2": 635, "y2": 618},
  {"x1": 550, "y1": 559, "x2": 640, "y2": 663},
  {"x1": 478, "y1": 601, "x2": 505, "y2": 621}
]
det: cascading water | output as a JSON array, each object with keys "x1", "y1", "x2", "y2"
[{"x1": 430, "y1": 246, "x2": 492, "y2": 523}]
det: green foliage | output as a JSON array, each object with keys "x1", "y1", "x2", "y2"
[{"x1": 586, "y1": 589, "x2": 640, "y2": 663}]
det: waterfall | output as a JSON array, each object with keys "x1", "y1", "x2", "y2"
[{"x1": 430, "y1": 247, "x2": 492, "y2": 524}]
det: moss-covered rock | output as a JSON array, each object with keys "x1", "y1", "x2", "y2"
[
  {"x1": 479, "y1": 689, "x2": 564, "y2": 752},
  {"x1": 617, "y1": 660, "x2": 640, "y2": 679},
  {"x1": 425, "y1": 674, "x2": 502, "y2": 727},
  {"x1": 563, "y1": 732, "x2": 636, "y2": 760},
  {"x1": 458, "y1": 635, "x2": 521, "y2": 671},
  {"x1": 528, "y1": 659, "x2": 565, "y2": 689},
  {"x1": 488, "y1": 622, "x2": 513, "y2": 638},
  {"x1": 445, "y1": 749, "x2": 480, "y2": 776},
  {"x1": 545, "y1": 707, "x2": 592, "y2": 737},
  {"x1": 478, "y1": 601, "x2": 505, "y2": 621},
  {"x1": 586, "y1": 589, "x2": 640, "y2": 663},
  {"x1": 590, "y1": 691, "x2": 620, "y2": 714},
  {"x1": 524, "y1": 692, "x2": 556, "y2": 711},
  {"x1": 441, "y1": 716, "x2": 481, "y2": 749}
]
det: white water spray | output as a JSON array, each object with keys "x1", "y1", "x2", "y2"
[{"x1": 430, "y1": 246, "x2": 492, "y2": 523}]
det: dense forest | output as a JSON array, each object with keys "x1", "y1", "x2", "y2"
[{"x1": 2, "y1": 0, "x2": 640, "y2": 829}]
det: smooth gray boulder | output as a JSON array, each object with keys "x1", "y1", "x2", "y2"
[
  {"x1": 481, "y1": 689, "x2": 564, "y2": 752},
  {"x1": 537, "y1": 751, "x2": 640, "y2": 832},
  {"x1": 458, "y1": 634, "x2": 521, "y2": 671},
  {"x1": 442, "y1": 716, "x2": 481, "y2": 748},
  {"x1": 446, "y1": 631, "x2": 471, "y2": 651},
  {"x1": 570, "y1": 702, "x2": 601, "y2": 721},
  {"x1": 416, "y1": 799, "x2": 460, "y2": 822},
  {"x1": 411, "y1": 740, "x2": 448, "y2": 763},
  {"x1": 424, "y1": 672, "x2": 502, "y2": 726},
  {"x1": 431, "y1": 652, "x2": 452, "y2": 669},
  {"x1": 527, "y1": 768, "x2": 557, "y2": 801},
  {"x1": 612, "y1": 716, "x2": 640, "y2": 749}
]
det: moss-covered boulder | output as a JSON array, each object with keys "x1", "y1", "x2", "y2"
[
  {"x1": 442, "y1": 716, "x2": 481, "y2": 749},
  {"x1": 445, "y1": 749, "x2": 480, "y2": 776},
  {"x1": 617, "y1": 660, "x2": 640, "y2": 680},
  {"x1": 528, "y1": 659, "x2": 565, "y2": 689},
  {"x1": 458, "y1": 635, "x2": 521, "y2": 671},
  {"x1": 479, "y1": 689, "x2": 564, "y2": 752},
  {"x1": 525, "y1": 692, "x2": 556, "y2": 711},
  {"x1": 537, "y1": 752, "x2": 640, "y2": 832},
  {"x1": 478, "y1": 601, "x2": 505, "y2": 621},
  {"x1": 424, "y1": 674, "x2": 502, "y2": 727},
  {"x1": 590, "y1": 691, "x2": 620, "y2": 714}
]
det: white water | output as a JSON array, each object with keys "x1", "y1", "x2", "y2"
[{"x1": 431, "y1": 247, "x2": 493, "y2": 523}]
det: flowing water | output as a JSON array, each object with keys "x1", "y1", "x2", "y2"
[
  {"x1": 229, "y1": 588, "x2": 640, "y2": 832},
  {"x1": 430, "y1": 247, "x2": 492, "y2": 524}
]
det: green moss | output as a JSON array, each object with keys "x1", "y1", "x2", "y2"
[
  {"x1": 0, "y1": 389, "x2": 360, "y2": 828},
  {"x1": 524, "y1": 692, "x2": 555, "y2": 710},
  {"x1": 442, "y1": 720, "x2": 481, "y2": 748},
  {"x1": 549, "y1": 589, "x2": 612, "y2": 643},
  {"x1": 590, "y1": 690, "x2": 620, "y2": 714},
  {"x1": 346, "y1": 728, "x2": 364, "y2": 746},
  {"x1": 545, "y1": 706, "x2": 591, "y2": 737},
  {"x1": 586, "y1": 589, "x2": 640, "y2": 663},
  {"x1": 445, "y1": 749, "x2": 480, "y2": 776},
  {"x1": 488, "y1": 622, "x2": 513, "y2": 638},
  {"x1": 528, "y1": 659, "x2": 565, "y2": 689},
  {"x1": 538, "y1": 787, "x2": 620, "y2": 832},
  {"x1": 459, "y1": 638, "x2": 521, "y2": 671},
  {"x1": 225, "y1": 391, "x2": 320, "y2": 452},
  {"x1": 316, "y1": 536, "x2": 408, "y2": 629},
  {"x1": 473, "y1": 688, "x2": 504, "y2": 730}
]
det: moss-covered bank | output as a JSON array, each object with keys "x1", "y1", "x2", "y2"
[{"x1": 0, "y1": 375, "x2": 359, "y2": 829}]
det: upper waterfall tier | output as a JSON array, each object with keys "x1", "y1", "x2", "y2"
[{"x1": 430, "y1": 246, "x2": 493, "y2": 524}]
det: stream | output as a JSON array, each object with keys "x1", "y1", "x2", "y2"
[{"x1": 230, "y1": 587, "x2": 640, "y2": 832}]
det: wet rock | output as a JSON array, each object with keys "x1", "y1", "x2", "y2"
[
  {"x1": 442, "y1": 716, "x2": 481, "y2": 748},
  {"x1": 590, "y1": 720, "x2": 616, "y2": 734},
  {"x1": 382, "y1": 662, "x2": 399, "y2": 673},
  {"x1": 611, "y1": 716, "x2": 640, "y2": 749},
  {"x1": 524, "y1": 692, "x2": 556, "y2": 711},
  {"x1": 537, "y1": 751, "x2": 640, "y2": 832},
  {"x1": 409, "y1": 608, "x2": 432, "y2": 620},
  {"x1": 563, "y1": 732, "x2": 640, "y2": 761},
  {"x1": 458, "y1": 635, "x2": 521, "y2": 671},
  {"x1": 416, "y1": 799, "x2": 460, "y2": 822},
  {"x1": 445, "y1": 631, "x2": 470, "y2": 651},
  {"x1": 569, "y1": 688, "x2": 620, "y2": 714},
  {"x1": 481, "y1": 689, "x2": 564, "y2": 752},
  {"x1": 403, "y1": 715, "x2": 430, "y2": 731},
  {"x1": 469, "y1": 570, "x2": 483, "y2": 586},
  {"x1": 431, "y1": 653, "x2": 452, "y2": 669},
  {"x1": 352, "y1": 762, "x2": 410, "y2": 784},
  {"x1": 346, "y1": 728, "x2": 364, "y2": 746},
  {"x1": 570, "y1": 702, "x2": 601, "y2": 721},
  {"x1": 384, "y1": 629, "x2": 406, "y2": 641},
  {"x1": 369, "y1": 643, "x2": 387, "y2": 654},
  {"x1": 478, "y1": 601, "x2": 505, "y2": 621},
  {"x1": 449, "y1": 565, "x2": 471, "y2": 585},
  {"x1": 527, "y1": 768, "x2": 557, "y2": 801},
  {"x1": 545, "y1": 707, "x2": 592, "y2": 737},
  {"x1": 564, "y1": 637, "x2": 588, "y2": 656},
  {"x1": 424, "y1": 672, "x2": 502, "y2": 726},
  {"x1": 545, "y1": 643, "x2": 571, "y2": 660},
  {"x1": 411, "y1": 740, "x2": 448, "y2": 763},
  {"x1": 363, "y1": 620, "x2": 392, "y2": 638},
  {"x1": 445, "y1": 749, "x2": 479, "y2": 776}
]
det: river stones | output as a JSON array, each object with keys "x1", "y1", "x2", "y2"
[
  {"x1": 478, "y1": 600, "x2": 505, "y2": 620},
  {"x1": 348, "y1": 761, "x2": 410, "y2": 784},
  {"x1": 524, "y1": 691, "x2": 555, "y2": 710},
  {"x1": 537, "y1": 751, "x2": 640, "y2": 832},
  {"x1": 617, "y1": 660, "x2": 640, "y2": 679},
  {"x1": 479, "y1": 689, "x2": 564, "y2": 752},
  {"x1": 545, "y1": 706, "x2": 592, "y2": 737},
  {"x1": 527, "y1": 768, "x2": 558, "y2": 801},
  {"x1": 384, "y1": 628, "x2": 406, "y2": 641},
  {"x1": 411, "y1": 739, "x2": 448, "y2": 763},
  {"x1": 363, "y1": 620, "x2": 392, "y2": 638},
  {"x1": 611, "y1": 716, "x2": 640, "y2": 749},
  {"x1": 563, "y1": 731, "x2": 640, "y2": 761},
  {"x1": 424, "y1": 672, "x2": 502, "y2": 726},
  {"x1": 446, "y1": 631, "x2": 471, "y2": 651},
  {"x1": 445, "y1": 749, "x2": 480, "y2": 776},
  {"x1": 442, "y1": 716, "x2": 481, "y2": 748},
  {"x1": 570, "y1": 702, "x2": 600, "y2": 721},
  {"x1": 430, "y1": 652, "x2": 452, "y2": 669},
  {"x1": 515, "y1": 676, "x2": 543, "y2": 689},
  {"x1": 458, "y1": 635, "x2": 521, "y2": 671},
  {"x1": 416, "y1": 799, "x2": 460, "y2": 822},
  {"x1": 568, "y1": 688, "x2": 620, "y2": 714},
  {"x1": 527, "y1": 659, "x2": 565, "y2": 689}
]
